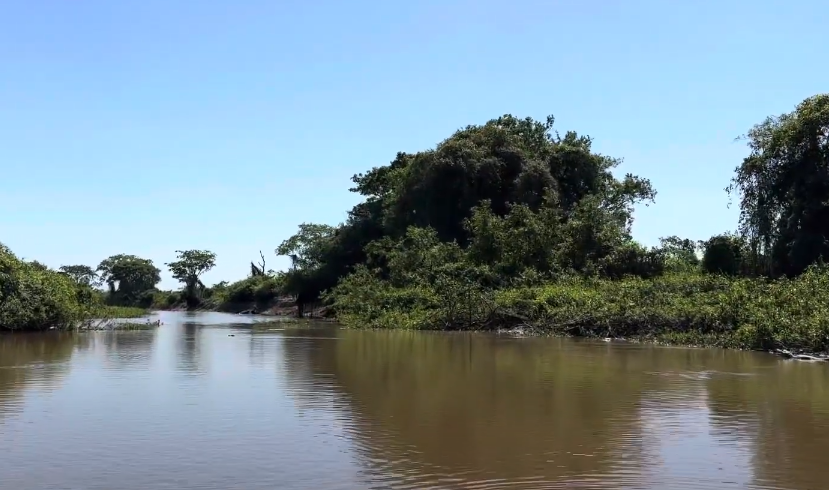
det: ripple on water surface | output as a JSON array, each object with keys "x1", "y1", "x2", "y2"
[{"x1": 1, "y1": 312, "x2": 829, "y2": 489}]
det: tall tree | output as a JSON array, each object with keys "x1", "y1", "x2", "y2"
[
  {"x1": 728, "y1": 94, "x2": 829, "y2": 276},
  {"x1": 166, "y1": 250, "x2": 216, "y2": 305},
  {"x1": 96, "y1": 254, "x2": 161, "y2": 304}
]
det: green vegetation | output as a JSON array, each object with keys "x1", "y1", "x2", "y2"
[
  {"x1": 0, "y1": 243, "x2": 148, "y2": 331},
  {"x1": 277, "y1": 94, "x2": 829, "y2": 353},
  {"x1": 4, "y1": 94, "x2": 829, "y2": 350},
  {"x1": 165, "y1": 249, "x2": 217, "y2": 307},
  {"x1": 92, "y1": 306, "x2": 148, "y2": 319}
]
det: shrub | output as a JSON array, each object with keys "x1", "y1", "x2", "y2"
[{"x1": 1, "y1": 244, "x2": 89, "y2": 331}]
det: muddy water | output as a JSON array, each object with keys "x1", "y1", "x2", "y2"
[{"x1": 1, "y1": 311, "x2": 828, "y2": 489}]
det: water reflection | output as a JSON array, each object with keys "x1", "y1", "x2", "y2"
[
  {"x1": 705, "y1": 361, "x2": 829, "y2": 489},
  {"x1": 0, "y1": 333, "x2": 76, "y2": 418},
  {"x1": 177, "y1": 321, "x2": 205, "y2": 374},
  {"x1": 1, "y1": 314, "x2": 829, "y2": 490},
  {"x1": 285, "y1": 331, "x2": 652, "y2": 488},
  {"x1": 98, "y1": 329, "x2": 157, "y2": 368},
  {"x1": 283, "y1": 329, "x2": 829, "y2": 490}
]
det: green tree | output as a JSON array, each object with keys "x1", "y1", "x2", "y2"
[
  {"x1": 275, "y1": 224, "x2": 342, "y2": 315},
  {"x1": 701, "y1": 234, "x2": 744, "y2": 276},
  {"x1": 464, "y1": 199, "x2": 563, "y2": 278},
  {"x1": 276, "y1": 224, "x2": 336, "y2": 271},
  {"x1": 58, "y1": 265, "x2": 99, "y2": 286},
  {"x1": 728, "y1": 93, "x2": 829, "y2": 276},
  {"x1": 1, "y1": 244, "x2": 88, "y2": 331},
  {"x1": 374, "y1": 116, "x2": 654, "y2": 243},
  {"x1": 96, "y1": 254, "x2": 161, "y2": 305},
  {"x1": 165, "y1": 250, "x2": 216, "y2": 306},
  {"x1": 278, "y1": 113, "x2": 657, "y2": 305},
  {"x1": 658, "y1": 236, "x2": 700, "y2": 272}
]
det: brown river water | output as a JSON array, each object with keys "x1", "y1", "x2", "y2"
[{"x1": 1, "y1": 311, "x2": 828, "y2": 490}]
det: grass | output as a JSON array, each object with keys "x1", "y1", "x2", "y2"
[
  {"x1": 71, "y1": 305, "x2": 153, "y2": 331},
  {"x1": 331, "y1": 267, "x2": 829, "y2": 354},
  {"x1": 92, "y1": 305, "x2": 149, "y2": 319}
]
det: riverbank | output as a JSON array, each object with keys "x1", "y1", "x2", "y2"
[
  {"x1": 329, "y1": 268, "x2": 829, "y2": 355},
  {"x1": 0, "y1": 242, "x2": 153, "y2": 332}
]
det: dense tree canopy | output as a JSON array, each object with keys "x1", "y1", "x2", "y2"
[
  {"x1": 96, "y1": 254, "x2": 161, "y2": 305},
  {"x1": 701, "y1": 234, "x2": 745, "y2": 276},
  {"x1": 729, "y1": 94, "x2": 829, "y2": 277},
  {"x1": 269, "y1": 98, "x2": 829, "y2": 317},
  {"x1": 277, "y1": 114, "x2": 659, "y2": 306}
]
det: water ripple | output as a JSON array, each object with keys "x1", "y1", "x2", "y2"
[{"x1": 0, "y1": 315, "x2": 827, "y2": 489}]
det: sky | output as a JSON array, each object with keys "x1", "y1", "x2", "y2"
[{"x1": 1, "y1": 0, "x2": 827, "y2": 290}]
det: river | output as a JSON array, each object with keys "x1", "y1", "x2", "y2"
[{"x1": 1, "y1": 311, "x2": 828, "y2": 490}]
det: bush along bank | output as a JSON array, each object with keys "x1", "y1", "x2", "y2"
[
  {"x1": 328, "y1": 264, "x2": 829, "y2": 355},
  {"x1": 0, "y1": 243, "x2": 148, "y2": 332}
]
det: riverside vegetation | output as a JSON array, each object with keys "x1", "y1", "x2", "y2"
[
  {"x1": 0, "y1": 245, "x2": 146, "y2": 331},
  {"x1": 4, "y1": 94, "x2": 829, "y2": 353}
]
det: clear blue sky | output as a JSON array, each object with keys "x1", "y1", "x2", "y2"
[{"x1": 1, "y1": 0, "x2": 826, "y2": 289}]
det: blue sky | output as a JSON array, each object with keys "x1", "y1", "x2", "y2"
[{"x1": 1, "y1": 0, "x2": 826, "y2": 289}]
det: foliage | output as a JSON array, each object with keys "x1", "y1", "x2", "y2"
[
  {"x1": 0, "y1": 243, "x2": 148, "y2": 331},
  {"x1": 297, "y1": 104, "x2": 829, "y2": 353},
  {"x1": 160, "y1": 290, "x2": 182, "y2": 308},
  {"x1": 701, "y1": 234, "x2": 745, "y2": 276},
  {"x1": 9, "y1": 98, "x2": 829, "y2": 350},
  {"x1": 1, "y1": 244, "x2": 86, "y2": 330},
  {"x1": 275, "y1": 223, "x2": 342, "y2": 304},
  {"x1": 92, "y1": 305, "x2": 148, "y2": 319},
  {"x1": 276, "y1": 224, "x2": 337, "y2": 271},
  {"x1": 728, "y1": 94, "x2": 829, "y2": 277},
  {"x1": 26, "y1": 260, "x2": 50, "y2": 271},
  {"x1": 165, "y1": 249, "x2": 217, "y2": 306},
  {"x1": 659, "y1": 236, "x2": 700, "y2": 272},
  {"x1": 58, "y1": 265, "x2": 99, "y2": 286},
  {"x1": 332, "y1": 267, "x2": 829, "y2": 353},
  {"x1": 218, "y1": 275, "x2": 284, "y2": 307},
  {"x1": 97, "y1": 254, "x2": 161, "y2": 306},
  {"x1": 278, "y1": 114, "x2": 657, "y2": 308}
]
